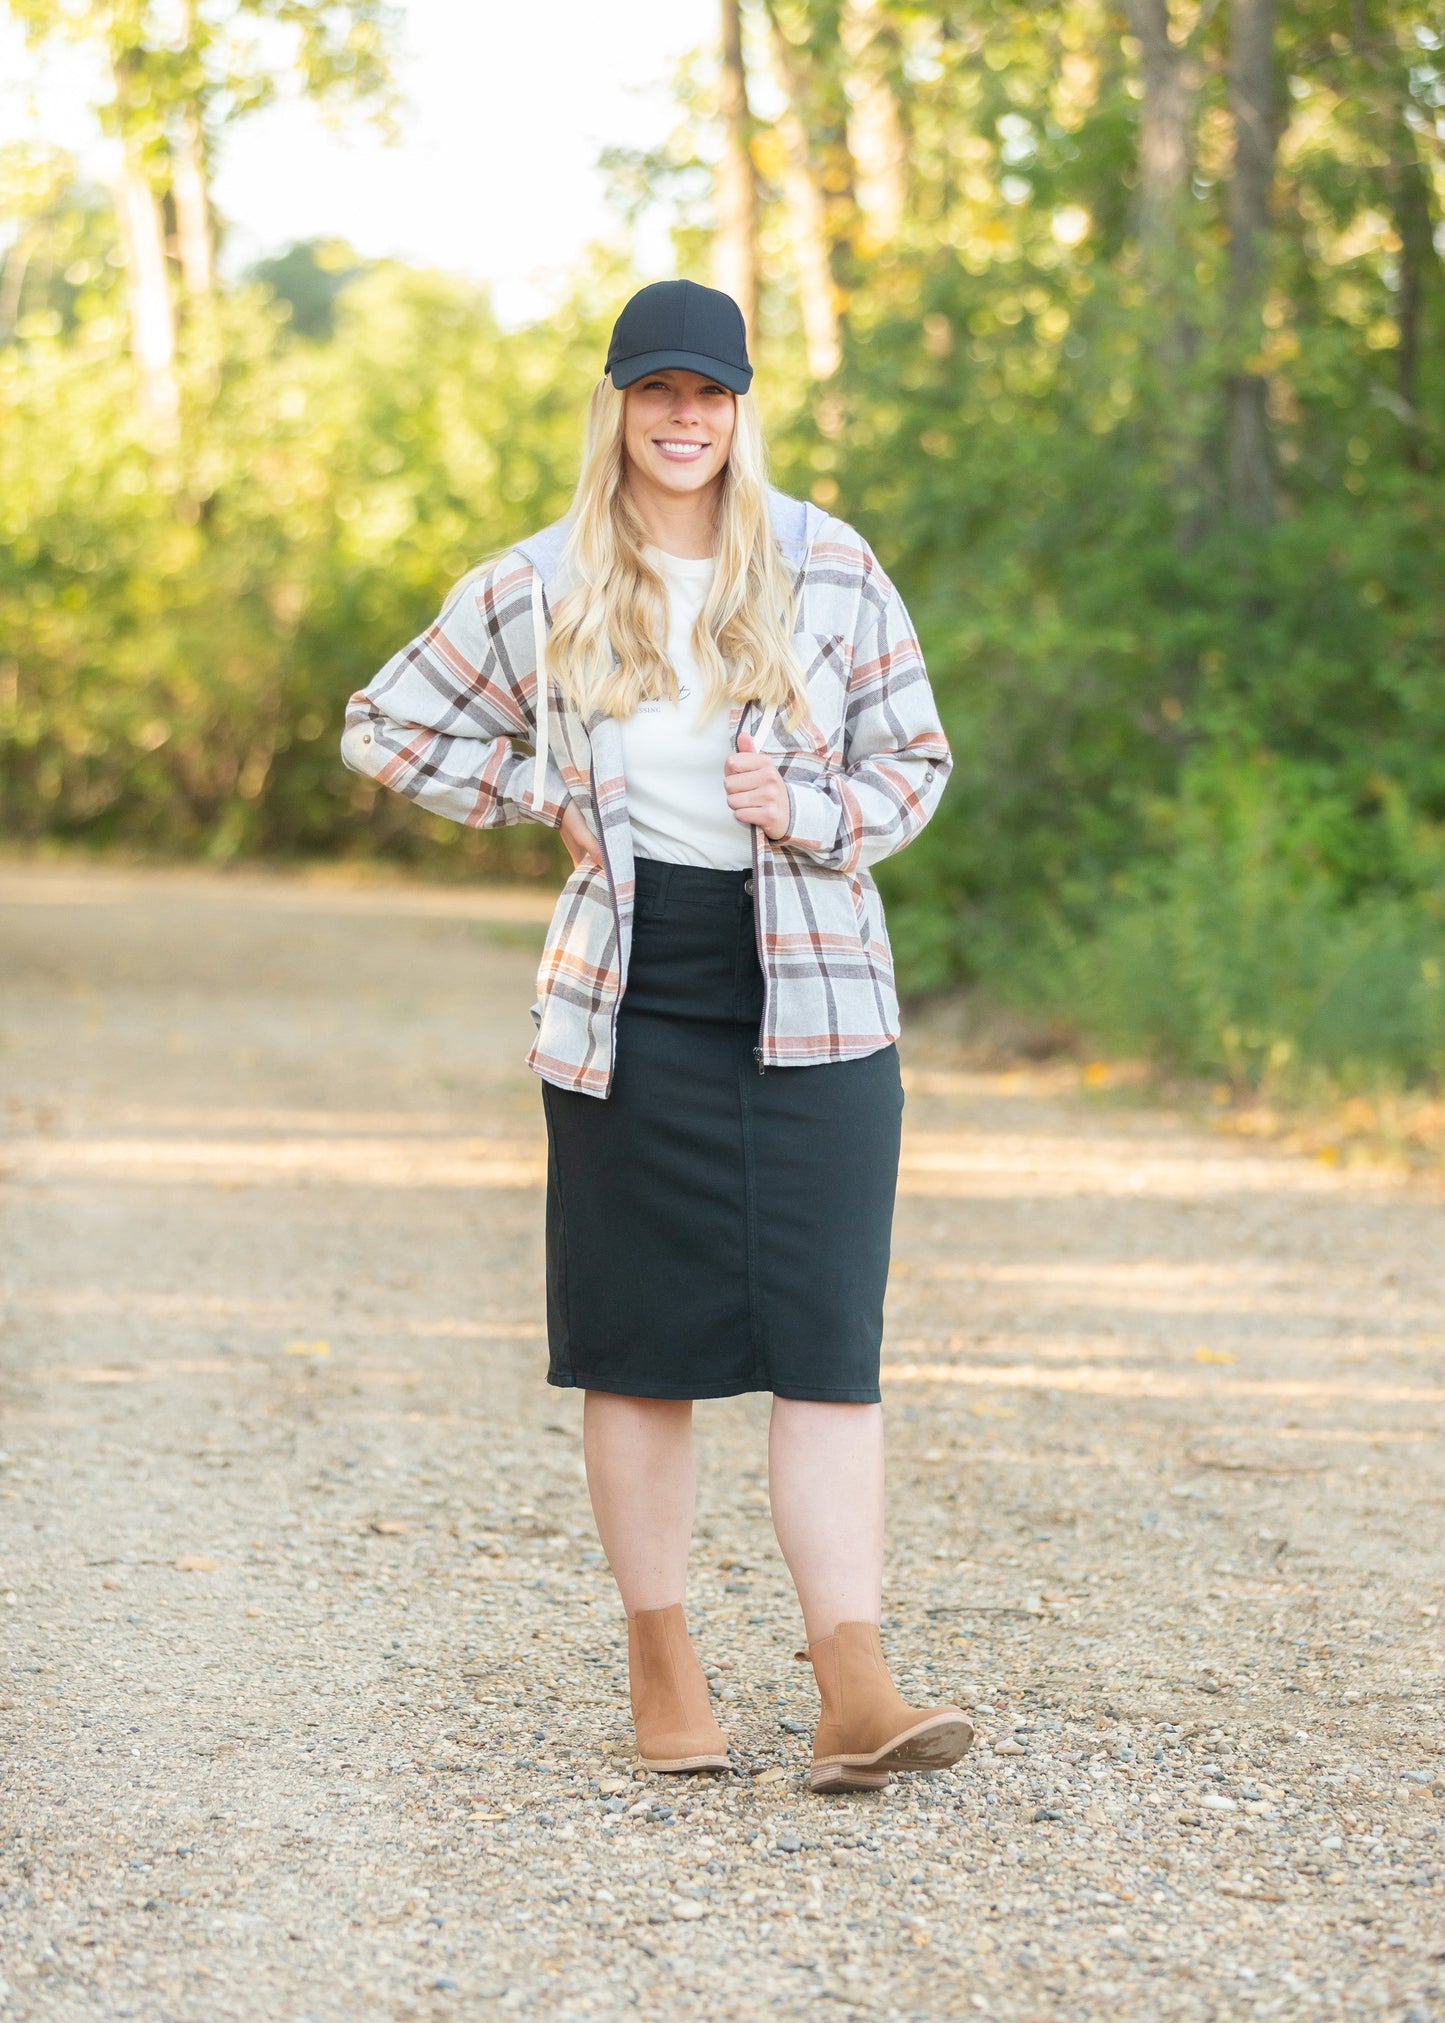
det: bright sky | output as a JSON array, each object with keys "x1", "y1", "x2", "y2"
[{"x1": 0, "y1": 0, "x2": 717, "y2": 325}]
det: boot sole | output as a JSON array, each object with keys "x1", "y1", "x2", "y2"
[
  {"x1": 810, "y1": 1713, "x2": 975, "y2": 1793},
  {"x1": 638, "y1": 1750, "x2": 732, "y2": 1773}
]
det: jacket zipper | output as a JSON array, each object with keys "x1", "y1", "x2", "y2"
[{"x1": 745, "y1": 703, "x2": 770, "y2": 1075}]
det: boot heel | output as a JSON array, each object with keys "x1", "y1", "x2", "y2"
[{"x1": 810, "y1": 1762, "x2": 891, "y2": 1793}]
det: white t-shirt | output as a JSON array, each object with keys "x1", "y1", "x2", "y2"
[{"x1": 617, "y1": 546, "x2": 754, "y2": 872}]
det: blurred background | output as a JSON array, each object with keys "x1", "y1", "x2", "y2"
[{"x1": 1, "y1": 0, "x2": 1443, "y2": 1110}]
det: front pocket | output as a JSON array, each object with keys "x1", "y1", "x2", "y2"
[
  {"x1": 856, "y1": 874, "x2": 896, "y2": 980},
  {"x1": 798, "y1": 867, "x2": 873, "y2": 960}
]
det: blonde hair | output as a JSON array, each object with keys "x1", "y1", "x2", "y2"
[{"x1": 544, "y1": 378, "x2": 808, "y2": 728}]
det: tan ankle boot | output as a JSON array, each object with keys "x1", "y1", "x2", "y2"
[
  {"x1": 801, "y1": 1621, "x2": 974, "y2": 1792},
  {"x1": 627, "y1": 1604, "x2": 730, "y2": 1773}
]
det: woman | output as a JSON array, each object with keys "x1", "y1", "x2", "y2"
[{"x1": 342, "y1": 279, "x2": 972, "y2": 1794}]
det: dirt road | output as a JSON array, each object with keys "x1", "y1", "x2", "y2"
[{"x1": 1, "y1": 861, "x2": 1442, "y2": 2022}]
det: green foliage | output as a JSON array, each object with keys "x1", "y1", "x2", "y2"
[
  {"x1": 0, "y1": 144, "x2": 122, "y2": 341},
  {"x1": 0, "y1": 254, "x2": 617, "y2": 868},
  {"x1": 744, "y1": 1, "x2": 1445, "y2": 1092},
  {"x1": 983, "y1": 751, "x2": 1445, "y2": 1094},
  {"x1": 8, "y1": 0, "x2": 402, "y2": 147},
  {"x1": 245, "y1": 239, "x2": 368, "y2": 341}
]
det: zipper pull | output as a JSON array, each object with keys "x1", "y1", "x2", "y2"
[{"x1": 753, "y1": 1046, "x2": 767, "y2": 1076}]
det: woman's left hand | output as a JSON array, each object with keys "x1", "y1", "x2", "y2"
[{"x1": 724, "y1": 731, "x2": 791, "y2": 841}]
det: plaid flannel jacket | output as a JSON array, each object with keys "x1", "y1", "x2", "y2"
[{"x1": 341, "y1": 488, "x2": 951, "y2": 1097}]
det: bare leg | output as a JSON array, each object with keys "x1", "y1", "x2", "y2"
[
  {"x1": 768, "y1": 1398, "x2": 885, "y2": 1644},
  {"x1": 582, "y1": 1392, "x2": 695, "y2": 1615}
]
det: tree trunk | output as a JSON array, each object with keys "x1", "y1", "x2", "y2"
[
  {"x1": 1339, "y1": 4, "x2": 1442, "y2": 472},
  {"x1": 112, "y1": 157, "x2": 179, "y2": 443},
  {"x1": 840, "y1": 0, "x2": 906, "y2": 250},
  {"x1": 763, "y1": 6, "x2": 842, "y2": 381},
  {"x1": 1390, "y1": 152, "x2": 1435, "y2": 472},
  {"x1": 1124, "y1": 0, "x2": 1210, "y2": 531},
  {"x1": 172, "y1": 101, "x2": 214, "y2": 302},
  {"x1": 1124, "y1": 0, "x2": 1191, "y2": 264},
  {"x1": 1225, "y1": 0, "x2": 1277, "y2": 525},
  {"x1": 713, "y1": 0, "x2": 759, "y2": 340}
]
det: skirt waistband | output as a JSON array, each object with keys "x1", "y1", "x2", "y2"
[{"x1": 633, "y1": 855, "x2": 754, "y2": 908}]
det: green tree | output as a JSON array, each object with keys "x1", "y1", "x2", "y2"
[{"x1": 5, "y1": 0, "x2": 399, "y2": 437}]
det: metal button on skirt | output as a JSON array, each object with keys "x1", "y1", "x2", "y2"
[{"x1": 541, "y1": 855, "x2": 903, "y2": 1402}]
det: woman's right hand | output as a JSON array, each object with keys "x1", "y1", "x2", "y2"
[{"x1": 560, "y1": 800, "x2": 603, "y2": 871}]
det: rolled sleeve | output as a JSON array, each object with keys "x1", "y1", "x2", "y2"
[{"x1": 339, "y1": 558, "x2": 570, "y2": 832}]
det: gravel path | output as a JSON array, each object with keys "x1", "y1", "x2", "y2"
[{"x1": 2, "y1": 860, "x2": 1442, "y2": 2023}]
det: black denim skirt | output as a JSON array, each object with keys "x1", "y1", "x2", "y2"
[{"x1": 541, "y1": 855, "x2": 903, "y2": 1403}]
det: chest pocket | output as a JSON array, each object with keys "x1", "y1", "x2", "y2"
[
  {"x1": 772, "y1": 632, "x2": 851, "y2": 765},
  {"x1": 794, "y1": 630, "x2": 851, "y2": 683}
]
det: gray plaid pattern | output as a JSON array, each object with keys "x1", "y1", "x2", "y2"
[{"x1": 341, "y1": 496, "x2": 951, "y2": 1097}]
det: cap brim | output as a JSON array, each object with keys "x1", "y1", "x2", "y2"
[{"x1": 607, "y1": 348, "x2": 752, "y2": 395}]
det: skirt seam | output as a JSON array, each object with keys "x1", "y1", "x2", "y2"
[{"x1": 736, "y1": 1035, "x2": 772, "y2": 1392}]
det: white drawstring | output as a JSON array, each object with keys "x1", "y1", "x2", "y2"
[{"x1": 529, "y1": 570, "x2": 550, "y2": 811}]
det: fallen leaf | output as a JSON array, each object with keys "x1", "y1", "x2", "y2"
[
  {"x1": 173, "y1": 1555, "x2": 219, "y2": 1573},
  {"x1": 369, "y1": 1520, "x2": 409, "y2": 1536},
  {"x1": 1193, "y1": 1347, "x2": 1236, "y2": 1364},
  {"x1": 285, "y1": 1339, "x2": 330, "y2": 1357},
  {"x1": 751, "y1": 1767, "x2": 788, "y2": 1786}
]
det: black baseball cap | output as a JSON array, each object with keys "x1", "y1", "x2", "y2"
[{"x1": 605, "y1": 279, "x2": 753, "y2": 395}]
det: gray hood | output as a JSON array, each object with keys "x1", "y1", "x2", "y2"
[{"x1": 513, "y1": 483, "x2": 828, "y2": 593}]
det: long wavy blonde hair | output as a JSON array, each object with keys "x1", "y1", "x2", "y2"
[{"x1": 544, "y1": 378, "x2": 809, "y2": 728}]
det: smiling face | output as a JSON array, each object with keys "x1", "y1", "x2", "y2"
[{"x1": 621, "y1": 368, "x2": 737, "y2": 506}]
